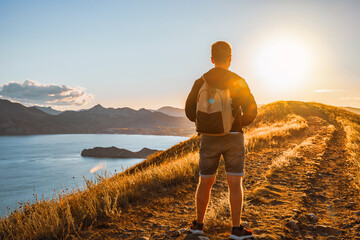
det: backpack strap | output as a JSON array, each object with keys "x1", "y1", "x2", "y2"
[{"x1": 196, "y1": 76, "x2": 209, "y2": 102}]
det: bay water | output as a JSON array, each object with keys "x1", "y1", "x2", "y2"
[{"x1": 0, "y1": 134, "x2": 188, "y2": 217}]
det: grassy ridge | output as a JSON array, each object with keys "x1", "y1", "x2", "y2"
[
  {"x1": 1, "y1": 101, "x2": 359, "y2": 240},
  {"x1": 338, "y1": 117, "x2": 360, "y2": 189}
]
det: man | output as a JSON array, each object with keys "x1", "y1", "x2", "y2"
[{"x1": 185, "y1": 41, "x2": 257, "y2": 239}]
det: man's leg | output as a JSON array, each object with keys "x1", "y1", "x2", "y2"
[
  {"x1": 227, "y1": 175, "x2": 243, "y2": 227},
  {"x1": 196, "y1": 176, "x2": 216, "y2": 223}
]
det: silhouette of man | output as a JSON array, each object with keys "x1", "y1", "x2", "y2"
[{"x1": 185, "y1": 41, "x2": 257, "y2": 239}]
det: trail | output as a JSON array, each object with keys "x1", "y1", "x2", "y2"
[{"x1": 74, "y1": 114, "x2": 360, "y2": 240}]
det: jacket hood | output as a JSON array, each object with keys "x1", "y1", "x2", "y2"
[{"x1": 202, "y1": 67, "x2": 239, "y2": 89}]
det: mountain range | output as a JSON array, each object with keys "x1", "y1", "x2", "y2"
[
  {"x1": 0, "y1": 99, "x2": 194, "y2": 136},
  {"x1": 32, "y1": 105, "x2": 187, "y2": 117}
]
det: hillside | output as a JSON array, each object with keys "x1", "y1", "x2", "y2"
[
  {"x1": 1, "y1": 101, "x2": 359, "y2": 240},
  {"x1": 0, "y1": 99, "x2": 194, "y2": 136},
  {"x1": 33, "y1": 106, "x2": 62, "y2": 115},
  {"x1": 156, "y1": 106, "x2": 186, "y2": 118},
  {"x1": 342, "y1": 106, "x2": 360, "y2": 115}
]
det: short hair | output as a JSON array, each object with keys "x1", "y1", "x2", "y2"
[{"x1": 211, "y1": 41, "x2": 232, "y2": 64}]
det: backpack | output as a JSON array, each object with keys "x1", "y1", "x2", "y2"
[{"x1": 196, "y1": 76, "x2": 234, "y2": 136}]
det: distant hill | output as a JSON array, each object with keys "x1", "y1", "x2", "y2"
[
  {"x1": 156, "y1": 106, "x2": 186, "y2": 118},
  {"x1": 0, "y1": 99, "x2": 194, "y2": 136},
  {"x1": 342, "y1": 106, "x2": 360, "y2": 115},
  {"x1": 0, "y1": 99, "x2": 65, "y2": 135},
  {"x1": 33, "y1": 106, "x2": 62, "y2": 115}
]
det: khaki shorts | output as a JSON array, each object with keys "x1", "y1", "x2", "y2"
[{"x1": 199, "y1": 133, "x2": 245, "y2": 177}]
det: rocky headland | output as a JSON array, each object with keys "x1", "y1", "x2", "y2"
[{"x1": 81, "y1": 147, "x2": 160, "y2": 158}]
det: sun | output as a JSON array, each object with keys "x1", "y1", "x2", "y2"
[{"x1": 253, "y1": 37, "x2": 312, "y2": 92}]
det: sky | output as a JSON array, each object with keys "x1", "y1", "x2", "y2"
[{"x1": 0, "y1": 0, "x2": 359, "y2": 110}]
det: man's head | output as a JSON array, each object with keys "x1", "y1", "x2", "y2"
[{"x1": 211, "y1": 41, "x2": 232, "y2": 68}]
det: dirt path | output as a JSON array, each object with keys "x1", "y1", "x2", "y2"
[{"x1": 74, "y1": 115, "x2": 360, "y2": 240}]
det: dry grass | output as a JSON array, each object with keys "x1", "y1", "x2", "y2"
[
  {"x1": 206, "y1": 191, "x2": 230, "y2": 230},
  {"x1": 247, "y1": 185, "x2": 284, "y2": 205},
  {"x1": 122, "y1": 135, "x2": 200, "y2": 175},
  {"x1": 338, "y1": 117, "x2": 360, "y2": 189},
  {"x1": 245, "y1": 113, "x2": 308, "y2": 152}
]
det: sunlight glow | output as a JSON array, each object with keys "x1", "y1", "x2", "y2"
[{"x1": 253, "y1": 37, "x2": 312, "y2": 92}]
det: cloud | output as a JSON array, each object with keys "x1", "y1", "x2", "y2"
[
  {"x1": 313, "y1": 89, "x2": 345, "y2": 93},
  {"x1": 0, "y1": 80, "x2": 94, "y2": 106}
]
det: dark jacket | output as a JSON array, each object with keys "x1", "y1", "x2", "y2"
[{"x1": 185, "y1": 67, "x2": 257, "y2": 133}]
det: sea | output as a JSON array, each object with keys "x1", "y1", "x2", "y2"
[{"x1": 0, "y1": 134, "x2": 188, "y2": 217}]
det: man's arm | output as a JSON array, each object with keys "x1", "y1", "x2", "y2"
[
  {"x1": 185, "y1": 78, "x2": 204, "y2": 122},
  {"x1": 239, "y1": 91, "x2": 257, "y2": 127},
  {"x1": 232, "y1": 77, "x2": 257, "y2": 127}
]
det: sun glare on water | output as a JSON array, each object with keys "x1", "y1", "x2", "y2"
[
  {"x1": 253, "y1": 37, "x2": 312, "y2": 92},
  {"x1": 90, "y1": 161, "x2": 106, "y2": 173}
]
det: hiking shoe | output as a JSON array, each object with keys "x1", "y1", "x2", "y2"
[
  {"x1": 229, "y1": 225, "x2": 253, "y2": 240},
  {"x1": 189, "y1": 220, "x2": 204, "y2": 234}
]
